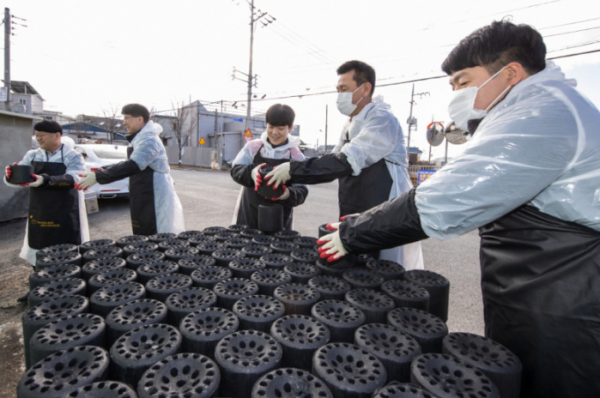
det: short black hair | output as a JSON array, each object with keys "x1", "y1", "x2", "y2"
[
  {"x1": 442, "y1": 21, "x2": 546, "y2": 76},
  {"x1": 266, "y1": 104, "x2": 295, "y2": 127},
  {"x1": 34, "y1": 120, "x2": 62, "y2": 134},
  {"x1": 337, "y1": 60, "x2": 376, "y2": 96},
  {"x1": 121, "y1": 103, "x2": 150, "y2": 123}
]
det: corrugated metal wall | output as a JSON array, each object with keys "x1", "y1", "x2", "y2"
[{"x1": 166, "y1": 146, "x2": 213, "y2": 168}]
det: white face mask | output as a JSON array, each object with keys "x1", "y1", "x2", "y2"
[
  {"x1": 337, "y1": 84, "x2": 364, "y2": 116},
  {"x1": 448, "y1": 66, "x2": 512, "y2": 132}
]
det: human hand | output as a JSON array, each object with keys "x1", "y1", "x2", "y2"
[
  {"x1": 316, "y1": 222, "x2": 349, "y2": 262},
  {"x1": 75, "y1": 172, "x2": 97, "y2": 191},
  {"x1": 5, "y1": 163, "x2": 17, "y2": 180},
  {"x1": 266, "y1": 184, "x2": 291, "y2": 201},
  {"x1": 252, "y1": 163, "x2": 267, "y2": 192},
  {"x1": 265, "y1": 162, "x2": 291, "y2": 189},
  {"x1": 21, "y1": 174, "x2": 44, "y2": 188}
]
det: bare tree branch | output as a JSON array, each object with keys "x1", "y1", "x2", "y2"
[{"x1": 170, "y1": 102, "x2": 199, "y2": 166}]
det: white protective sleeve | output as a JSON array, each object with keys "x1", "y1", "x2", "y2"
[
  {"x1": 340, "y1": 108, "x2": 400, "y2": 176},
  {"x1": 415, "y1": 70, "x2": 581, "y2": 240},
  {"x1": 129, "y1": 121, "x2": 169, "y2": 173}
]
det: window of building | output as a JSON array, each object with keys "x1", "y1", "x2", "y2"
[
  {"x1": 19, "y1": 99, "x2": 27, "y2": 106},
  {"x1": 44, "y1": 116, "x2": 53, "y2": 120}
]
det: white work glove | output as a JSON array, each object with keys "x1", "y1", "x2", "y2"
[
  {"x1": 265, "y1": 162, "x2": 291, "y2": 189},
  {"x1": 317, "y1": 222, "x2": 349, "y2": 262},
  {"x1": 266, "y1": 185, "x2": 291, "y2": 201},
  {"x1": 75, "y1": 172, "x2": 97, "y2": 191},
  {"x1": 252, "y1": 163, "x2": 267, "y2": 191},
  {"x1": 21, "y1": 174, "x2": 44, "y2": 188}
]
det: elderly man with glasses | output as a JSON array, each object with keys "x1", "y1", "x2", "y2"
[{"x1": 4, "y1": 120, "x2": 89, "y2": 302}]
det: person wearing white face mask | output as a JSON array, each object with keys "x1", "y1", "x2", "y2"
[
  {"x1": 265, "y1": 60, "x2": 423, "y2": 270},
  {"x1": 316, "y1": 21, "x2": 600, "y2": 397}
]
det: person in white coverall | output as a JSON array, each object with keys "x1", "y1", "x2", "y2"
[
  {"x1": 76, "y1": 103, "x2": 185, "y2": 235},
  {"x1": 4, "y1": 120, "x2": 90, "y2": 301},
  {"x1": 266, "y1": 60, "x2": 423, "y2": 270},
  {"x1": 317, "y1": 21, "x2": 600, "y2": 398}
]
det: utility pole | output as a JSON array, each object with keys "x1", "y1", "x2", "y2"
[
  {"x1": 406, "y1": 85, "x2": 415, "y2": 152},
  {"x1": 3, "y1": 9, "x2": 26, "y2": 111},
  {"x1": 4, "y1": 8, "x2": 10, "y2": 110},
  {"x1": 324, "y1": 105, "x2": 328, "y2": 153},
  {"x1": 246, "y1": 0, "x2": 255, "y2": 127},
  {"x1": 405, "y1": 84, "x2": 430, "y2": 163},
  {"x1": 231, "y1": 0, "x2": 273, "y2": 129}
]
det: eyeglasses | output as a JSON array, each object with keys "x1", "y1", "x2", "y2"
[{"x1": 35, "y1": 133, "x2": 52, "y2": 140}]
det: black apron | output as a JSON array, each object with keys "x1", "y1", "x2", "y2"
[
  {"x1": 127, "y1": 145, "x2": 157, "y2": 236},
  {"x1": 479, "y1": 205, "x2": 600, "y2": 398},
  {"x1": 237, "y1": 145, "x2": 293, "y2": 230},
  {"x1": 337, "y1": 123, "x2": 393, "y2": 218},
  {"x1": 28, "y1": 145, "x2": 81, "y2": 249}
]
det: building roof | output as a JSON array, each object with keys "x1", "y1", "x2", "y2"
[
  {"x1": 0, "y1": 109, "x2": 43, "y2": 121},
  {"x1": 10, "y1": 81, "x2": 41, "y2": 96},
  {"x1": 62, "y1": 121, "x2": 127, "y2": 140}
]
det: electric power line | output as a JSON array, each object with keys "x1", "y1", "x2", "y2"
[
  {"x1": 228, "y1": 47, "x2": 600, "y2": 103},
  {"x1": 545, "y1": 25, "x2": 600, "y2": 38},
  {"x1": 538, "y1": 16, "x2": 600, "y2": 30}
]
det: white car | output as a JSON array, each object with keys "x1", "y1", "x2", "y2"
[{"x1": 74, "y1": 144, "x2": 130, "y2": 199}]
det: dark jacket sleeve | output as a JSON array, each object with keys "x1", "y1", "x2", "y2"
[
  {"x1": 279, "y1": 184, "x2": 308, "y2": 208},
  {"x1": 230, "y1": 164, "x2": 257, "y2": 188},
  {"x1": 339, "y1": 189, "x2": 429, "y2": 254},
  {"x1": 95, "y1": 160, "x2": 141, "y2": 184},
  {"x1": 39, "y1": 174, "x2": 76, "y2": 190},
  {"x1": 289, "y1": 153, "x2": 353, "y2": 184}
]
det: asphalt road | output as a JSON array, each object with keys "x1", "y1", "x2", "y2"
[{"x1": 0, "y1": 167, "x2": 484, "y2": 334}]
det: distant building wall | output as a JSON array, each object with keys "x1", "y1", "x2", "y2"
[
  {"x1": 0, "y1": 111, "x2": 42, "y2": 221},
  {"x1": 165, "y1": 146, "x2": 213, "y2": 168}
]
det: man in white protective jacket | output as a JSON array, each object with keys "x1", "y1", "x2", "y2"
[
  {"x1": 317, "y1": 21, "x2": 600, "y2": 398},
  {"x1": 4, "y1": 121, "x2": 90, "y2": 280},
  {"x1": 265, "y1": 60, "x2": 423, "y2": 270},
  {"x1": 230, "y1": 104, "x2": 308, "y2": 230},
  {"x1": 76, "y1": 104, "x2": 185, "y2": 235}
]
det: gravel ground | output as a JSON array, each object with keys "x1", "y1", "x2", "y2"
[{"x1": 0, "y1": 167, "x2": 484, "y2": 398}]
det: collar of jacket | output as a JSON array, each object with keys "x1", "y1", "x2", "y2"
[
  {"x1": 351, "y1": 102, "x2": 375, "y2": 123},
  {"x1": 474, "y1": 61, "x2": 571, "y2": 136}
]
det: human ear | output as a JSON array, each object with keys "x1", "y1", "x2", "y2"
[
  {"x1": 505, "y1": 62, "x2": 524, "y2": 85},
  {"x1": 363, "y1": 82, "x2": 372, "y2": 97}
]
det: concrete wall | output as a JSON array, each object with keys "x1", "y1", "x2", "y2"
[{"x1": 0, "y1": 112, "x2": 41, "y2": 221}]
